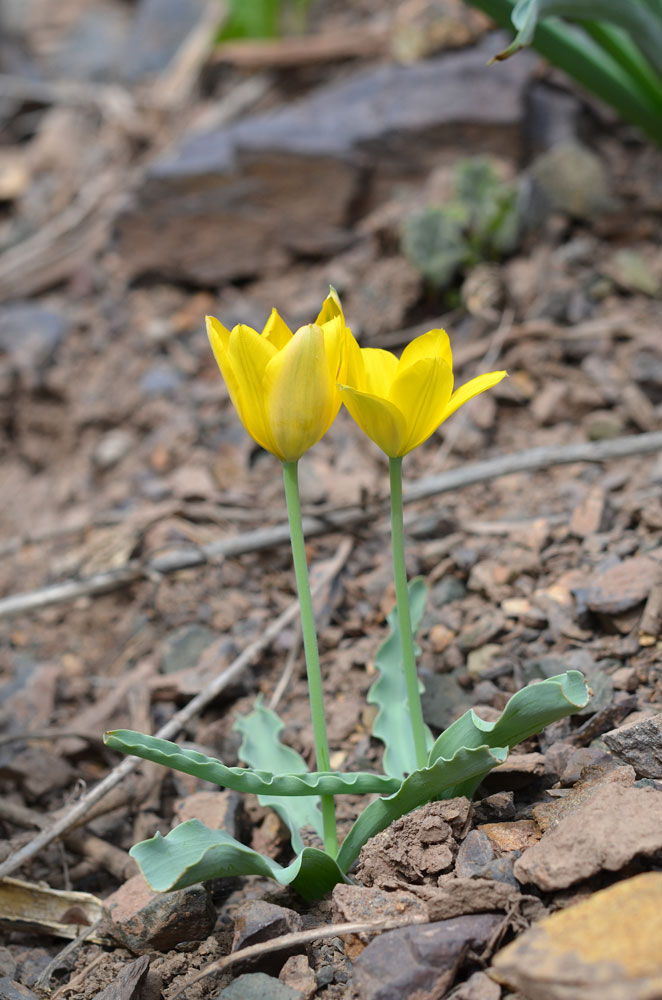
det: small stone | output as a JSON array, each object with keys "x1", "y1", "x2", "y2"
[
  {"x1": 491, "y1": 872, "x2": 662, "y2": 1000},
  {"x1": 351, "y1": 914, "x2": 502, "y2": 1000},
  {"x1": 0, "y1": 949, "x2": 16, "y2": 978},
  {"x1": 429, "y1": 623, "x2": 454, "y2": 653},
  {"x1": 530, "y1": 380, "x2": 567, "y2": 426},
  {"x1": 93, "y1": 429, "x2": 135, "y2": 471},
  {"x1": 160, "y1": 624, "x2": 216, "y2": 674},
  {"x1": 515, "y1": 783, "x2": 662, "y2": 890},
  {"x1": 103, "y1": 874, "x2": 216, "y2": 954},
  {"x1": 469, "y1": 856, "x2": 519, "y2": 888},
  {"x1": 584, "y1": 556, "x2": 661, "y2": 615},
  {"x1": 611, "y1": 666, "x2": 638, "y2": 692},
  {"x1": 570, "y1": 484, "x2": 610, "y2": 537},
  {"x1": 479, "y1": 820, "x2": 541, "y2": 855},
  {"x1": 452, "y1": 970, "x2": 501, "y2": 1000},
  {"x1": 0, "y1": 980, "x2": 39, "y2": 1000},
  {"x1": 473, "y1": 791, "x2": 516, "y2": 823},
  {"x1": 604, "y1": 714, "x2": 662, "y2": 779},
  {"x1": 422, "y1": 673, "x2": 467, "y2": 731},
  {"x1": 466, "y1": 644, "x2": 502, "y2": 678},
  {"x1": 455, "y1": 830, "x2": 494, "y2": 878},
  {"x1": 432, "y1": 576, "x2": 466, "y2": 606},
  {"x1": 458, "y1": 615, "x2": 505, "y2": 653},
  {"x1": 584, "y1": 410, "x2": 625, "y2": 441},
  {"x1": 174, "y1": 790, "x2": 242, "y2": 837},
  {"x1": 527, "y1": 141, "x2": 611, "y2": 221},
  {"x1": 217, "y1": 972, "x2": 303, "y2": 1000},
  {"x1": 140, "y1": 364, "x2": 182, "y2": 398},
  {"x1": 94, "y1": 956, "x2": 153, "y2": 1000},
  {"x1": 232, "y1": 900, "x2": 302, "y2": 953},
  {"x1": 0, "y1": 302, "x2": 67, "y2": 384},
  {"x1": 279, "y1": 955, "x2": 316, "y2": 1000}
]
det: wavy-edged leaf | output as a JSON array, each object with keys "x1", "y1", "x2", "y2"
[
  {"x1": 103, "y1": 729, "x2": 400, "y2": 798},
  {"x1": 130, "y1": 819, "x2": 349, "y2": 901},
  {"x1": 427, "y1": 670, "x2": 589, "y2": 798},
  {"x1": 368, "y1": 577, "x2": 434, "y2": 778},
  {"x1": 235, "y1": 702, "x2": 321, "y2": 854},
  {"x1": 337, "y1": 743, "x2": 507, "y2": 873}
]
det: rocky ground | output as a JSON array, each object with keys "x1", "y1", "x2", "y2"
[{"x1": 1, "y1": 1, "x2": 662, "y2": 998}]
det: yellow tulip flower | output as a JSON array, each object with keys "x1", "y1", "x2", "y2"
[
  {"x1": 206, "y1": 292, "x2": 349, "y2": 462},
  {"x1": 339, "y1": 328, "x2": 506, "y2": 457}
]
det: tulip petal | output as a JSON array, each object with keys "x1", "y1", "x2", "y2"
[
  {"x1": 440, "y1": 370, "x2": 507, "y2": 422},
  {"x1": 361, "y1": 348, "x2": 399, "y2": 397},
  {"x1": 262, "y1": 308, "x2": 293, "y2": 350},
  {"x1": 397, "y1": 329, "x2": 452, "y2": 375},
  {"x1": 389, "y1": 357, "x2": 454, "y2": 455},
  {"x1": 227, "y1": 324, "x2": 279, "y2": 455},
  {"x1": 339, "y1": 384, "x2": 407, "y2": 457},
  {"x1": 206, "y1": 315, "x2": 244, "y2": 416},
  {"x1": 264, "y1": 324, "x2": 337, "y2": 461}
]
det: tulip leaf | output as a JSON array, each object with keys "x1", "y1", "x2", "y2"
[
  {"x1": 234, "y1": 702, "x2": 321, "y2": 854},
  {"x1": 368, "y1": 577, "x2": 434, "y2": 779},
  {"x1": 103, "y1": 728, "x2": 401, "y2": 798},
  {"x1": 129, "y1": 819, "x2": 349, "y2": 900},
  {"x1": 336, "y1": 743, "x2": 507, "y2": 873},
  {"x1": 427, "y1": 670, "x2": 589, "y2": 797}
]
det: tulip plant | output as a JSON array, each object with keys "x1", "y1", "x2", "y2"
[{"x1": 105, "y1": 292, "x2": 588, "y2": 899}]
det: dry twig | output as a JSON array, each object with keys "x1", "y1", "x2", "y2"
[{"x1": 2, "y1": 431, "x2": 662, "y2": 620}]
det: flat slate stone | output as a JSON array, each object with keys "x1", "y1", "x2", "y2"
[{"x1": 117, "y1": 34, "x2": 534, "y2": 284}]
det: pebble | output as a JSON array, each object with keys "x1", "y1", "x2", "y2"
[
  {"x1": 452, "y1": 970, "x2": 501, "y2": 1000},
  {"x1": 232, "y1": 900, "x2": 302, "y2": 954},
  {"x1": 160, "y1": 624, "x2": 217, "y2": 674},
  {"x1": 174, "y1": 790, "x2": 242, "y2": 838},
  {"x1": 216, "y1": 972, "x2": 303, "y2": 1000},
  {"x1": 93, "y1": 429, "x2": 135, "y2": 471},
  {"x1": 466, "y1": 644, "x2": 502, "y2": 678},
  {"x1": 473, "y1": 791, "x2": 516, "y2": 823},
  {"x1": 526, "y1": 141, "x2": 611, "y2": 221},
  {"x1": 140, "y1": 364, "x2": 182, "y2": 398},
  {"x1": 0, "y1": 950, "x2": 16, "y2": 979},
  {"x1": 351, "y1": 913, "x2": 502, "y2": 1000},
  {"x1": 279, "y1": 955, "x2": 317, "y2": 1000},
  {"x1": 0, "y1": 302, "x2": 67, "y2": 383},
  {"x1": 103, "y1": 874, "x2": 216, "y2": 954},
  {"x1": 491, "y1": 872, "x2": 662, "y2": 1000},
  {"x1": 604, "y1": 714, "x2": 662, "y2": 779},
  {"x1": 454, "y1": 830, "x2": 495, "y2": 878},
  {"x1": 479, "y1": 820, "x2": 540, "y2": 855},
  {"x1": 0, "y1": 981, "x2": 39, "y2": 1000},
  {"x1": 432, "y1": 576, "x2": 467, "y2": 606}
]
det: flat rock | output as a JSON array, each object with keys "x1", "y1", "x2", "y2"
[
  {"x1": 103, "y1": 874, "x2": 216, "y2": 954},
  {"x1": 604, "y1": 714, "x2": 662, "y2": 779},
  {"x1": 217, "y1": 972, "x2": 303, "y2": 1000},
  {"x1": 515, "y1": 783, "x2": 662, "y2": 890},
  {"x1": 491, "y1": 872, "x2": 662, "y2": 1000},
  {"x1": 332, "y1": 884, "x2": 427, "y2": 961},
  {"x1": 117, "y1": 35, "x2": 534, "y2": 284},
  {"x1": 351, "y1": 913, "x2": 502, "y2": 1000},
  {"x1": 583, "y1": 556, "x2": 661, "y2": 615}
]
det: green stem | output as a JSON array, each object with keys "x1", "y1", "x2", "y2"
[
  {"x1": 282, "y1": 460, "x2": 337, "y2": 857},
  {"x1": 389, "y1": 456, "x2": 428, "y2": 770}
]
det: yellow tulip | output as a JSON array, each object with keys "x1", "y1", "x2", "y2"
[
  {"x1": 339, "y1": 328, "x2": 506, "y2": 457},
  {"x1": 206, "y1": 292, "x2": 349, "y2": 462}
]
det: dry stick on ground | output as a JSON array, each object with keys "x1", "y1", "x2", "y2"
[
  {"x1": 174, "y1": 915, "x2": 429, "y2": 997},
  {"x1": 3, "y1": 431, "x2": 662, "y2": 621},
  {"x1": 0, "y1": 552, "x2": 347, "y2": 881}
]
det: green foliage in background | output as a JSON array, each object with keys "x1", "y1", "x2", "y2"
[
  {"x1": 217, "y1": 0, "x2": 311, "y2": 41},
  {"x1": 464, "y1": 0, "x2": 662, "y2": 145},
  {"x1": 401, "y1": 158, "x2": 520, "y2": 292}
]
